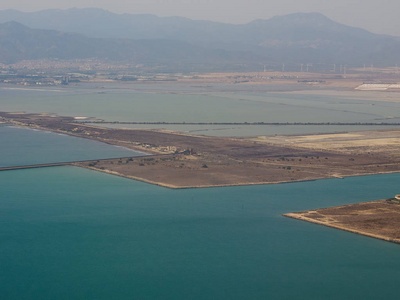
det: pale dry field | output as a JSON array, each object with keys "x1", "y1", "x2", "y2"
[
  {"x1": 285, "y1": 200, "x2": 400, "y2": 244},
  {"x1": 253, "y1": 130, "x2": 400, "y2": 154}
]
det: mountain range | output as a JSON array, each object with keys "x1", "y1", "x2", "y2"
[{"x1": 0, "y1": 8, "x2": 399, "y2": 70}]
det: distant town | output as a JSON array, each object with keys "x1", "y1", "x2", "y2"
[{"x1": 2, "y1": 58, "x2": 400, "y2": 88}]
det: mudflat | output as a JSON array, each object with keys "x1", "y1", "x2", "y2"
[{"x1": 2, "y1": 111, "x2": 400, "y2": 188}]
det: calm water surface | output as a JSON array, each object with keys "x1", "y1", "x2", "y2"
[
  {"x1": 1, "y1": 83, "x2": 400, "y2": 136},
  {"x1": 0, "y1": 125, "x2": 144, "y2": 167},
  {"x1": 1, "y1": 167, "x2": 400, "y2": 299},
  {"x1": 2, "y1": 83, "x2": 400, "y2": 299}
]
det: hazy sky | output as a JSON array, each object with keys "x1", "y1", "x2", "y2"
[{"x1": 1, "y1": 0, "x2": 399, "y2": 36}]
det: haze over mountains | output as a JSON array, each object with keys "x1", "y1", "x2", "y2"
[{"x1": 0, "y1": 8, "x2": 399, "y2": 70}]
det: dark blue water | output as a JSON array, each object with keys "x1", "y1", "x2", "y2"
[
  {"x1": 1, "y1": 166, "x2": 400, "y2": 299},
  {"x1": 0, "y1": 125, "x2": 145, "y2": 167}
]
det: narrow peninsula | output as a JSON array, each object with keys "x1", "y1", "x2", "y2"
[{"x1": 2, "y1": 111, "x2": 400, "y2": 188}]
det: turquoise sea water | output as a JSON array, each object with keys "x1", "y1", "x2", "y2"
[{"x1": 1, "y1": 166, "x2": 400, "y2": 299}]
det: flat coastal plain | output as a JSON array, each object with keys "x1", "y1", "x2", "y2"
[
  {"x1": 285, "y1": 200, "x2": 400, "y2": 244},
  {"x1": 2, "y1": 111, "x2": 400, "y2": 188}
]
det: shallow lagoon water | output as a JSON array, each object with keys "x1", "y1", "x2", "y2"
[
  {"x1": 101, "y1": 123, "x2": 400, "y2": 137},
  {"x1": 2, "y1": 83, "x2": 400, "y2": 137},
  {"x1": 0, "y1": 125, "x2": 144, "y2": 167}
]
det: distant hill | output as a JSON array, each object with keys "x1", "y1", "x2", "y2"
[
  {"x1": 0, "y1": 21, "x2": 253, "y2": 67},
  {"x1": 1, "y1": 8, "x2": 400, "y2": 68}
]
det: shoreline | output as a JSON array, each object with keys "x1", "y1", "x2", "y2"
[
  {"x1": 3, "y1": 120, "x2": 162, "y2": 155},
  {"x1": 3, "y1": 111, "x2": 400, "y2": 189},
  {"x1": 284, "y1": 200, "x2": 400, "y2": 245},
  {"x1": 77, "y1": 163, "x2": 400, "y2": 189},
  {"x1": 284, "y1": 212, "x2": 400, "y2": 244},
  {"x1": 2, "y1": 157, "x2": 399, "y2": 189},
  {"x1": 75, "y1": 164, "x2": 322, "y2": 189}
]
